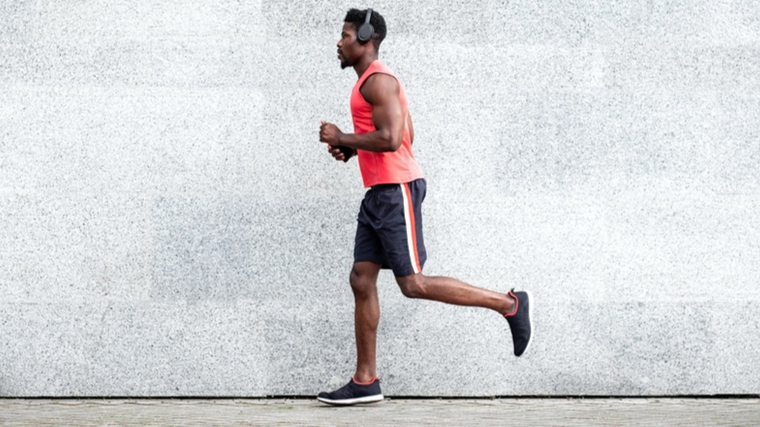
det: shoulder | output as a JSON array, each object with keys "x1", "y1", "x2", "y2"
[{"x1": 360, "y1": 73, "x2": 400, "y2": 104}]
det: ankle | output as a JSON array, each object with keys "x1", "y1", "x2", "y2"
[
  {"x1": 502, "y1": 293, "x2": 517, "y2": 316},
  {"x1": 353, "y1": 372, "x2": 377, "y2": 384}
]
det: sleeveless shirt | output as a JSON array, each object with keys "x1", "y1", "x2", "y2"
[{"x1": 350, "y1": 61, "x2": 424, "y2": 188}]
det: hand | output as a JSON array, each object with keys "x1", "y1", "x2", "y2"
[
  {"x1": 319, "y1": 120, "x2": 343, "y2": 146},
  {"x1": 327, "y1": 145, "x2": 349, "y2": 162}
]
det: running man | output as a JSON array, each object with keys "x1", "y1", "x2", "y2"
[{"x1": 317, "y1": 8, "x2": 533, "y2": 406}]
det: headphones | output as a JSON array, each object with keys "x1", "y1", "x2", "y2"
[{"x1": 357, "y1": 8, "x2": 374, "y2": 44}]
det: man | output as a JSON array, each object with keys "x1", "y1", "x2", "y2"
[{"x1": 317, "y1": 8, "x2": 532, "y2": 406}]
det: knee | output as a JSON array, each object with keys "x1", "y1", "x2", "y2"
[
  {"x1": 397, "y1": 275, "x2": 426, "y2": 299},
  {"x1": 350, "y1": 267, "x2": 375, "y2": 297}
]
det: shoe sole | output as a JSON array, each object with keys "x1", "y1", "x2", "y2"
[
  {"x1": 520, "y1": 290, "x2": 534, "y2": 356},
  {"x1": 317, "y1": 394, "x2": 384, "y2": 406}
]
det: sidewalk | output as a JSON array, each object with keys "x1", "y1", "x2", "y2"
[{"x1": 1, "y1": 398, "x2": 758, "y2": 426}]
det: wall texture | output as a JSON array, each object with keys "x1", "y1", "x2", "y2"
[{"x1": 1, "y1": 0, "x2": 759, "y2": 396}]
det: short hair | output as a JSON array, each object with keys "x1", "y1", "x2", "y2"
[{"x1": 344, "y1": 8, "x2": 387, "y2": 50}]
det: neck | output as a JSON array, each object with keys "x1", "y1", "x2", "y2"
[{"x1": 353, "y1": 53, "x2": 379, "y2": 78}]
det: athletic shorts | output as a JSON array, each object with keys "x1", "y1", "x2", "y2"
[{"x1": 354, "y1": 178, "x2": 427, "y2": 277}]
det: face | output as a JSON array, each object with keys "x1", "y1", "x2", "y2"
[{"x1": 337, "y1": 22, "x2": 360, "y2": 69}]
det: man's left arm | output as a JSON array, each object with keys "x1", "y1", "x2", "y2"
[{"x1": 320, "y1": 74, "x2": 405, "y2": 153}]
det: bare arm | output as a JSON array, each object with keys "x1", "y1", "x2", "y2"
[
  {"x1": 319, "y1": 73, "x2": 405, "y2": 153},
  {"x1": 407, "y1": 111, "x2": 414, "y2": 145}
]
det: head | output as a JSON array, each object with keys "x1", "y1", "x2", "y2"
[{"x1": 337, "y1": 8, "x2": 387, "y2": 69}]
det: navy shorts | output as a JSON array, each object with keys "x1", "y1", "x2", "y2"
[{"x1": 354, "y1": 179, "x2": 427, "y2": 277}]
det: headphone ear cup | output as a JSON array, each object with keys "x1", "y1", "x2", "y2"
[
  {"x1": 358, "y1": 8, "x2": 374, "y2": 44},
  {"x1": 357, "y1": 22, "x2": 374, "y2": 43}
]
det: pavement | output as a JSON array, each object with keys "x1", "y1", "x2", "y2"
[{"x1": 1, "y1": 398, "x2": 759, "y2": 426}]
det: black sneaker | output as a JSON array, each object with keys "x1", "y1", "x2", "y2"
[
  {"x1": 505, "y1": 289, "x2": 533, "y2": 356},
  {"x1": 317, "y1": 377, "x2": 384, "y2": 406}
]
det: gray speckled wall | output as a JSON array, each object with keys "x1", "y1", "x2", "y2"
[{"x1": 1, "y1": 0, "x2": 759, "y2": 396}]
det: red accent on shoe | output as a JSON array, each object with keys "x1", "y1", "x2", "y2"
[
  {"x1": 351, "y1": 377, "x2": 379, "y2": 386},
  {"x1": 504, "y1": 289, "x2": 519, "y2": 317}
]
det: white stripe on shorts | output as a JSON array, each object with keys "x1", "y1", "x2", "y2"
[{"x1": 399, "y1": 183, "x2": 420, "y2": 275}]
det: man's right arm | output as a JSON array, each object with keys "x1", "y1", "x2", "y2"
[{"x1": 407, "y1": 112, "x2": 414, "y2": 145}]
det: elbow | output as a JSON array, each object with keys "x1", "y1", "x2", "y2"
[
  {"x1": 386, "y1": 139, "x2": 402, "y2": 152},
  {"x1": 379, "y1": 130, "x2": 402, "y2": 152}
]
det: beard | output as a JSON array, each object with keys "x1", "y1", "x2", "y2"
[{"x1": 339, "y1": 51, "x2": 352, "y2": 69}]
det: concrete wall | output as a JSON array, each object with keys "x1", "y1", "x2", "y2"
[{"x1": 1, "y1": 0, "x2": 759, "y2": 396}]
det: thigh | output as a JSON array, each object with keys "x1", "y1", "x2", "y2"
[{"x1": 354, "y1": 198, "x2": 388, "y2": 268}]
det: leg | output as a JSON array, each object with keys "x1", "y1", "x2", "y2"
[
  {"x1": 350, "y1": 261, "x2": 382, "y2": 383},
  {"x1": 316, "y1": 197, "x2": 387, "y2": 406},
  {"x1": 373, "y1": 180, "x2": 515, "y2": 315},
  {"x1": 396, "y1": 273, "x2": 533, "y2": 356},
  {"x1": 395, "y1": 273, "x2": 516, "y2": 315}
]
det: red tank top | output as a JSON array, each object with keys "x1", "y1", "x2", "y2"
[{"x1": 351, "y1": 61, "x2": 424, "y2": 187}]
